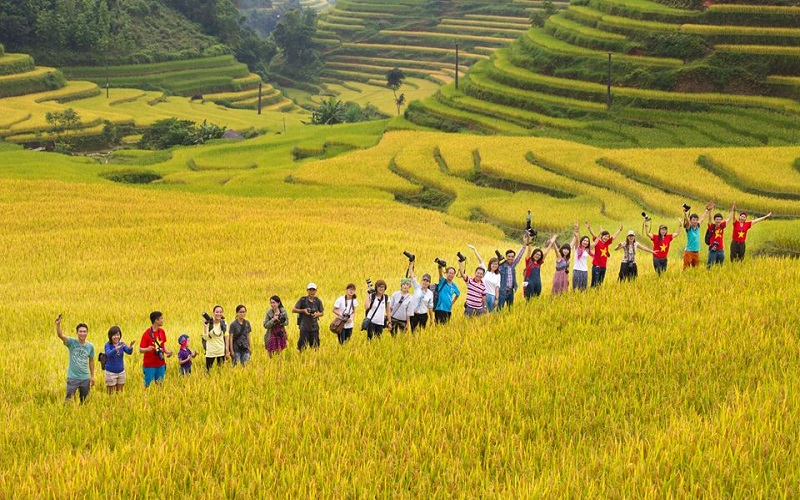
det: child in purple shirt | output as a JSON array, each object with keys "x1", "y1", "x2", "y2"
[{"x1": 177, "y1": 334, "x2": 197, "y2": 375}]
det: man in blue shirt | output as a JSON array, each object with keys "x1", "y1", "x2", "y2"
[
  {"x1": 434, "y1": 265, "x2": 461, "y2": 325},
  {"x1": 56, "y1": 314, "x2": 95, "y2": 404},
  {"x1": 683, "y1": 202, "x2": 711, "y2": 270}
]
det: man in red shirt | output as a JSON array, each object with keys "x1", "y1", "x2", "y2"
[
  {"x1": 586, "y1": 222, "x2": 622, "y2": 287},
  {"x1": 139, "y1": 311, "x2": 174, "y2": 388},
  {"x1": 731, "y1": 210, "x2": 772, "y2": 262},
  {"x1": 645, "y1": 218, "x2": 682, "y2": 275},
  {"x1": 707, "y1": 203, "x2": 735, "y2": 268}
]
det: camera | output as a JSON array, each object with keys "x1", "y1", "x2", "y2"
[
  {"x1": 155, "y1": 347, "x2": 164, "y2": 360},
  {"x1": 682, "y1": 203, "x2": 691, "y2": 212},
  {"x1": 403, "y1": 251, "x2": 415, "y2": 262},
  {"x1": 525, "y1": 210, "x2": 537, "y2": 238},
  {"x1": 457, "y1": 251, "x2": 467, "y2": 263},
  {"x1": 365, "y1": 278, "x2": 375, "y2": 295},
  {"x1": 434, "y1": 257, "x2": 447, "y2": 268},
  {"x1": 495, "y1": 249, "x2": 506, "y2": 264},
  {"x1": 202, "y1": 311, "x2": 213, "y2": 324},
  {"x1": 641, "y1": 212, "x2": 651, "y2": 221},
  {"x1": 710, "y1": 241, "x2": 719, "y2": 252}
]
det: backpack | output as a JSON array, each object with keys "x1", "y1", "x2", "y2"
[
  {"x1": 704, "y1": 226, "x2": 713, "y2": 246},
  {"x1": 430, "y1": 282, "x2": 440, "y2": 310},
  {"x1": 98, "y1": 352, "x2": 106, "y2": 371},
  {"x1": 296, "y1": 296, "x2": 308, "y2": 327}
]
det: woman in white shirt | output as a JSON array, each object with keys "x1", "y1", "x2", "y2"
[
  {"x1": 571, "y1": 222, "x2": 591, "y2": 291},
  {"x1": 389, "y1": 278, "x2": 415, "y2": 335},
  {"x1": 333, "y1": 284, "x2": 358, "y2": 344},
  {"x1": 364, "y1": 280, "x2": 390, "y2": 340}
]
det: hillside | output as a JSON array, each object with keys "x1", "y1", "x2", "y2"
[
  {"x1": 0, "y1": 0, "x2": 228, "y2": 67},
  {"x1": 405, "y1": 0, "x2": 800, "y2": 146}
]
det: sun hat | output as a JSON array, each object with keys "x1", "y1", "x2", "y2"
[{"x1": 627, "y1": 230, "x2": 636, "y2": 236}]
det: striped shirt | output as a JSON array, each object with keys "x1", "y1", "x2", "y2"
[{"x1": 465, "y1": 277, "x2": 486, "y2": 309}]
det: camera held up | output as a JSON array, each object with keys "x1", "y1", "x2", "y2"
[
  {"x1": 641, "y1": 211, "x2": 651, "y2": 221},
  {"x1": 434, "y1": 257, "x2": 447, "y2": 268},
  {"x1": 457, "y1": 251, "x2": 467, "y2": 263},
  {"x1": 202, "y1": 311, "x2": 213, "y2": 325},
  {"x1": 495, "y1": 249, "x2": 506, "y2": 265},
  {"x1": 365, "y1": 278, "x2": 375, "y2": 295},
  {"x1": 682, "y1": 203, "x2": 692, "y2": 212},
  {"x1": 403, "y1": 251, "x2": 415, "y2": 262},
  {"x1": 525, "y1": 210, "x2": 538, "y2": 238}
]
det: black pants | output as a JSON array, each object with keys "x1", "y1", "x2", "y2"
[
  {"x1": 367, "y1": 323, "x2": 384, "y2": 340},
  {"x1": 410, "y1": 313, "x2": 428, "y2": 331},
  {"x1": 434, "y1": 310, "x2": 451, "y2": 325},
  {"x1": 653, "y1": 258, "x2": 667, "y2": 275},
  {"x1": 618, "y1": 262, "x2": 638, "y2": 281},
  {"x1": 390, "y1": 319, "x2": 407, "y2": 336},
  {"x1": 205, "y1": 356, "x2": 224, "y2": 371},
  {"x1": 730, "y1": 241, "x2": 746, "y2": 262},
  {"x1": 297, "y1": 329, "x2": 320, "y2": 351},
  {"x1": 337, "y1": 327, "x2": 353, "y2": 345}
]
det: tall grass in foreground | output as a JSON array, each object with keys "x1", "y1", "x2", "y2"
[{"x1": 0, "y1": 178, "x2": 798, "y2": 496}]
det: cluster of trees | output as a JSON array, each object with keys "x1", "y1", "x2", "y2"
[{"x1": 139, "y1": 118, "x2": 227, "y2": 150}]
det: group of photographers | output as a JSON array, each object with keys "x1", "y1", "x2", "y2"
[{"x1": 56, "y1": 203, "x2": 770, "y2": 403}]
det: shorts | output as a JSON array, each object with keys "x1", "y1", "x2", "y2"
[
  {"x1": 66, "y1": 378, "x2": 91, "y2": 403},
  {"x1": 143, "y1": 365, "x2": 166, "y2": 387},
  {"x1": 104, "y1": 370, "x2": 127, "y2": 387}
]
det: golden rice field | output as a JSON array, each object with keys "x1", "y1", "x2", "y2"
[
  {"x1": 1, "y1": 123, "x2": 800, "y2": 496},
  {"x1": 0, "y1": 81, "x2": 306, "y2": 142}
]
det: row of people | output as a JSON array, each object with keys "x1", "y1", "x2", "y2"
[{"x1": 55, "y1": 204, "x2": 771, "y2": 402}]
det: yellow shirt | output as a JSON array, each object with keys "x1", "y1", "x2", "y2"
[{"x1": 203, "y1": 323, "x2": 228, "y2": 358}]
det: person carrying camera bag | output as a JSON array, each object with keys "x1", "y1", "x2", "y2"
[
  {"x1": 364, "y1": 280, "x2": 390, "y2": 340},
  {"x1": 333, "y1": 284, "x2": 358, "y2": 344},
  {"x1": 389, "y1": 278, "x2": 414, "y2": 335},
  {"x1": 202, "y1": 305, "x2": 229, "y2": 371},
  {"x1": 615, "y1": 230, "x2": 654, "y2": 282},
  {"x1": 139, "y1": 311, "x2": 173, "y2": 388},
  {"x1": 292, "y1": 283, "x2": 324, "y2": 352}
]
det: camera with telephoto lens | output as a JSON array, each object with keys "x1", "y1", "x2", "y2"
[
  {"x1": 202, "y1": 311, "x2": 213, "y2": 324},
  {"x1": 525, "y1": 210, "x2": 538, "y2": 238},
  {"x1": 434, "y1": 257, "x2": 447, "y2": 268},
  {"x1": 682, "y1": 203, "x2": 691, "y2": 212},
  {"x1": 641, "y1": 212, "x2": 651, "y2": 221},
  {"x1": 457, "y1": 251, "x2": 467, "y2": 263},
  {"x1": 365, "y1": 278, "x2": 375, "y2": 295},
  {"x1": 495, "y1": 249, "x2": 506, "y2": 264},
  {"x1": 403, "y1": 251, "x2": 415, "y2": 262}
]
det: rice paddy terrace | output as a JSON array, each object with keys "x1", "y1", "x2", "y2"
[
  {"x1": 302, "y1": 0, "x2": 569, "y2": 112},
  {"x1": 0, "y1": 48, "x2": 300, "y2": 147},
  {"x1": 396, "y1": 0, "x2": 800, "y2": 147}
]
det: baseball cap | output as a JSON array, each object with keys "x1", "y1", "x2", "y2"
[
  {"x1": 421, "y1": 273, "x2": 432, "y2": 281},
  {"x1": 307, "y1": 283, "x2": 317, "y2": 290},
  {"x1": 627, "y1": 230, "x2": 636, "y2": 236}
]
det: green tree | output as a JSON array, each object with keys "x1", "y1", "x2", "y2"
[
  {"x1": 530, "y1": 0, "x2": 557, "y2": 28},
  {"x1": 269, "y1": 8, "x2": 321, "y2": 79},
  {"x1": 45, "y1": 108, "x2": 82, "y2": 153},
  {"x1": 386, "y1": 67, "x2": 406, "y2": 116},
  {"x1": 311, "y1": 98, "x2": 345, "y2": 125}
]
